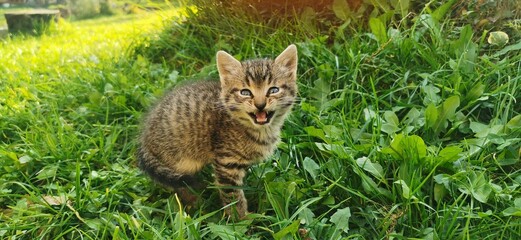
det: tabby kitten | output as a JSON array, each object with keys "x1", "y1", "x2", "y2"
[{"x1": 137, "y1": 45, "x2": 298, "y2": 219}]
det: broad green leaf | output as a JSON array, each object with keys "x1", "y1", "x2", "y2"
[
  {"x1": 359, "y1": 171, "x2": 381, "y2": 193},
  {"x1": 469, "y1": 121, "x2": 488, "y2": 135},
  {"x1": 36, "y1": 165, "x2": 58, "y2": 180},
  {"x1": 208, "y1": 223, "x2": 248, "y2": 240},
  {"x1": 434, "y1": 174, "x2": 452, "y2": 189},
  {"x1": 18, "y1": 155, "x2": 32, "y2": 164},
  {"x1": 382, "y1": 134, "x2": 427, "y2": 162},
  {"x1": 470, "y1": 122, "x2": 503, "y2": 138},
  {"x1": 168, "y1": 70, "x2": 179, "y2": 82},
  {"x1": 425, "y1": 103, "x2": 438, "y2": 129},
  {"x1": 403, "y1": 107, "x2": 421, "y2": 125},
  {"x1": 515, "y1": 198, "x2": 521, "y2": 208},
  {"x1": 323, "y1": 125, "x2": 343, "y2": 139},
  {"x1": 321, "y1": 97, "x2": 345, "y2": 112},
  {"x1": 322, "y1": 195, "x2": 335, "y2": 205},
  {"x1": 315, "y1": 142, "x2": 330, "y2": 153},
  {"x1": 315, "y1": 143, "x2": 350, "y2": 159},
  {"x1": 273, "y1": 220, "x2": 300, "y2": 240},
  {"x1": 440, "y1": 95, "x2": 460, "y2": 120},
  {"x1": 113, "y1": 95, "x2": 127, "y2": 106},
  {"x1": 301, "y1": 101, "x2": 317, "y2": 113},
  {"x1": 356, "y1": 157, "x2": 384, "y2": 179},
  {"x1": 353, "y1": 161, "x2": 387, "y2": 196},
  {"x1": 371, "y1": 0, "x2": 390, "y2": 12},
  {"x1": 433, "y1": 96, "x2": 460, "y2": 133},
  {"x1": 502, "y1": 207, "x2": 521, "y2": 217},
  {"x1": 502, "y1": 199, "x2": 521, "y2": 216},
  {"x1": 304, "y1": 126, "x2": 327, "y2": 142},
  {"x1": 459, "y1": 33, "x2": 478, "y2": 74},
  {"x1": 390, "y1": 0, "x2": 410, "y2": 19},
  {"x1": 363, "y1": 108, "x2": 377, "y2": 121},
  {"x1": 104, "y1": 83, "x2": 115, "y2": 95},
  {"x1": 85, "y1": 219, "x2": 103, "y2": 231},
  {"x1": 506, "y1": 115, "x2": 521, "y2": 130},
  {"x1": 298, "y1": 207, "x2": 315, "y2": 225},
  {"x1": 402, "y1": 135, "x2": 427, "y2": 160},
  {"x1": 330, "y1": 143, "x2": 351, "y2": 159},
  {"x1": 88, "y1": 91, "x2": 103, "y2": 105},
  {"x1": 488, "y1": 31, "x2": 509, "y2": 46},
  {"x1": 303, "y1": 157, "x2": 320, "y2": 180},
  {"x1": 394, "y1": 180, "x2": 413, "y2": 199},
  {"x1": 493, "y1": 40, "x2": 521, "y2": 57},
  {"x1": 310, "y1": 76, "x2": 332, "y2": 110},
  {"x1": 381, "y1": 134, "x2": 405, "y2": 159},
  {"x1": 332, "y1": 0, "x2": 351, "y2": 21},
  {"x1": 286, "y1": 181, "x2": 297, "y2": 197},
  {"x1": 2, "y1": 151, "x2": 18, "y2": 162},
  {"x1": 383, "y1": 111, "x2": 399, "y2": 126},
  {"x1": 399, "y1": 0, "x2": 410, "y2": 18},
  {"x1": 439, "y1": 146, "x2": 462, "y2": 162},
  {"x1": 459, "y1": 172, "x2": 492, "y2": 203},
  {"x1": 301, "y1": 7, "x2": 317, "y2": 33},
  {"x1": 465, "y1": 82, "x2": 485, "y2": 102},
  {"x1": 433, "y1": 183, "x2": 447, "y2": 202},
  {"x1": 431, "y1": 0, "x2": 458, "y2": 21},
  {"x1": 330, "y1": 207, "x2": 351, "y2": 233},
  {"x1": 447, "y1": 48, "x2": 476, "y2": 77},
  {"x1": 451, "y1": 25, "x2": 474, "y2": 56},
  {"x1": 448, "y1": 59, "x2": 458, "y2": 69},
  {"x1": 496, "y1": 146, "x2": 520, "y2": 165},
  {"x1": 381, "y1": 123, "x2": 400, "y2": 134},
  {"x1": 404, "y1": 126, "x2": 415, "y2": 135},
  {"x1": 418, "y1": 14, "x2": 441, "y2": 40},
  {"x1": 369, "y1": 17, "x2": 388, "y2": 44},
  {"x1": 478, "y1": 210, "x2": 493, "y2": 217}
]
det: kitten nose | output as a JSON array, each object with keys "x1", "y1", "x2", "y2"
[{"x1": 254, "y1": 101, "x2": 266, "y2": 111}]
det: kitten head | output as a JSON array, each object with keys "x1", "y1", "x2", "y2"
[{"x1": 216, "y1": 45, "x2": 298, "y2": 128}]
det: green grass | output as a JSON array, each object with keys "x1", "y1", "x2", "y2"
[{"x1": 1, "y1": 1, "x2": 521, "y2": 239}]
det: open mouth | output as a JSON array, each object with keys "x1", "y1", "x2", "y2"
[{"x1": 248, "y1": 111, "x2": 275, "y2": 125}]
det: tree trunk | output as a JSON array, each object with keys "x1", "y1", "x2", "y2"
[{"x1": 4, "y1": 9, "x2": 60, "y2": 35}]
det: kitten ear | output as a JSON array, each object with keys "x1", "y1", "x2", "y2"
[
  {"x1": 274, "y1": 44, "x2": 298, "y2": 79},
  {"x1": 216, "y1": 50, "x2": 242, "y2": 85}
]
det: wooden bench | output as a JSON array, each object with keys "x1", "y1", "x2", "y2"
[{"x1": 4, "y1": 9, "x2": 60, "y2": 35}]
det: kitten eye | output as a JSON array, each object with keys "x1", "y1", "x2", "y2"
[
  {"x1": 268, "y1": 87, "x2": 279, "y2": 95},
  {"x1": 239, "y1": 89, "x2": 253, "y2": 97}
]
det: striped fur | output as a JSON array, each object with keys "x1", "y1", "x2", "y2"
[{"x1": 137, "y1": 45, "x2": 298, "y2": 219}]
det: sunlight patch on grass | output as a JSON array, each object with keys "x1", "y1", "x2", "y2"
[
  {"x1": 1, "y1": 10, "x2": 177, "y2": 75},
  {"x1": 0, "y1": 9, "x2": 185, "y2": 117}
]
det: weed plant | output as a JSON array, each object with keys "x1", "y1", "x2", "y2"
[{"x1": 1, "y1": 1, "x2": 521, "y2": 239}]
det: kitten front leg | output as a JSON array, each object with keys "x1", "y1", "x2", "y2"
[{"x1": 213, "y1": 158, "x2": 249, "y2": 219}]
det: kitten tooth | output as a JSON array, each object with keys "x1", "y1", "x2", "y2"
[{"x1": 255, "y1": 111, "x2": 268, "y2": 123}]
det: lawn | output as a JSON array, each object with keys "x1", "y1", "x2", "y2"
[{"x1": 1, "y1": 1, "x2": 521, "y2": 239}]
